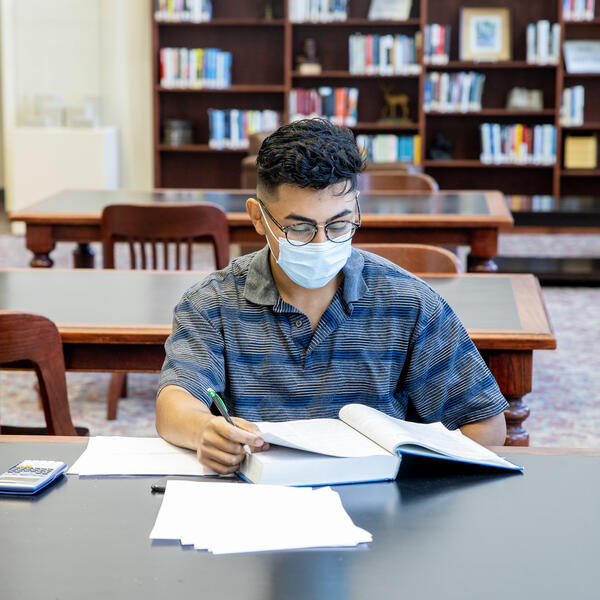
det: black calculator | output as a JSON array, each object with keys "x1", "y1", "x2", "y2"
[{"x1": 0, "y1": 460, "x2": 68, "y2": 495}]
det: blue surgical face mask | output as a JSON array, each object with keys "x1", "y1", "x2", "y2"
[{"x1": 260, "y1": 207, "x2": 352, "y2": 289}]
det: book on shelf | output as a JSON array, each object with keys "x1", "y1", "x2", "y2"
[
  {"x1": 289, "y1": 0, "x2": 348, "y2": 23},
  {"x1": 154, "y1": 0, "x2": 212, "y2": 23},
  {"x1": 564, "y1": 135, "x2": 598, "y2": 168},
  {"x1": 424, "y1": 71, "x2": 485, "y2": 113},
  {"x1": 160, "y1": 47, "x2": 232, "y2": 89},
  {"x1": 564, "y1": 40, "x2": 600, "y2": 74},
  {"x1": 526, "y1": 21, "x2": 560, "y2": 65},
  {"x1": 424, "y1": 24, "x2": 451, "y2": 65},
  {"x1": 348, "y1": 33, "x2": 421, "y2": 75},
  {"x1": 207, "y1": 109, "x2": 280, "y2": 150},
  {"x1": 480, "y1": 123, "x2": 556, "y2": 166},
  {"x1": 563, "y1": 0, "x2": 596, "y2": 22},
  {"x1": 290, "y1": 87, "x2": 358, "y2": 126},
  {"x1": 367, "y1": 0, "x2": 412, "y2": 21},
  {"x1": 561, "y1": 85, "x2": 585, "y2": 126},
  {"x1": 239, "y1": 403, "x2": 521, "y2": 486},
  {"x1": 356, "y1": 133, "x2": 421, "y2": 164}
]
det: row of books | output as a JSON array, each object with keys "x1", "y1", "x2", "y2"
[
  {"x1": 207, "y1": 109, "x2": 280, "y2": 150},
  {"x1": 423, "y1": 25, "x2": 450, "y2": 65},
  {"x1": 424, "y1": 72, "x2": 485, "y2": 114},
  {"x1": 348, "y1": 34, "x2": 420, "y2": 75},
  {"x1": 356, "y1": 134, "x2": 421, "y2": 164},
  {"x1": 159, "y1": 47, "x2": 232, "y2": 89},
  {"x1": 289, "y1": 87, "x2": 358, "y2": 126},
  {"x1": 561, "y1": 85, "x2": 586, "y2": 126},
  {"x1": 480, "y1": 123, "x2": 557, "y2": 166},
  {"x1": 526, "y1": 21, "x2": 561, "y2": 65},
  {"x1": 563, "y1": 0, "x2": 596, "y2": 21},
  {"x1": 289, "y1": 0, "x2": 348, "y2": 22},
  {"x1": 154, "y1": 0, "x2": 211, "y2": 22}
]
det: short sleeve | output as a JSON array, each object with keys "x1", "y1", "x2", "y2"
[
  {"x1": 157, "y1": 293, "x2": 225, "y2": 407},
  {"x1": 402, "y1": 296, "x2": 508, "y2": 430}
]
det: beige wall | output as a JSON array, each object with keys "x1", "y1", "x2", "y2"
[
  {"x1": 1, "y1": 0, "x2": 152, "y2": 203},
  {"x1": 0, "y1": 10, "x2": 4, "y2": 190}
]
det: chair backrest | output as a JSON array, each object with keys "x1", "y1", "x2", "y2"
[
  {"x1": 101, "y1": 203, "x2": 230, "y2": 270},
  {"x1": 355, "y1": 243, "x2": 462, "y2": 274},
  {"x1": 0, "y1": 311, "x2": 79, "y2": 435},
  {"x1": 357, "y1": 172, "x2": 439, "y2": 192}
]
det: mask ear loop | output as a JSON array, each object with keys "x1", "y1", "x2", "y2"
[{"x1": 258, "y1": 205, "x2": 279, "y2": 256}]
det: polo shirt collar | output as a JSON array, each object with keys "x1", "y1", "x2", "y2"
[{"x1": 243, "y1": 245, "x2": 368, "y2": 307}]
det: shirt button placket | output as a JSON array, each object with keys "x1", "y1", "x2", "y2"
[{"x1": 295, "y1": 318, "x2": 303, "y2": 328}]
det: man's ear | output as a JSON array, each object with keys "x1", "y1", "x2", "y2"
[{"x1": 246, "y1": 197, "x2": 266, "y2": 236}]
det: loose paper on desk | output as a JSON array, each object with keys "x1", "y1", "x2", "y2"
[
  {"x1": 150, "y1": 480, "x2": 372, "y2": 554},
  {"x1": 68, "y1": 436, "x2": 216, "y2": 476}
]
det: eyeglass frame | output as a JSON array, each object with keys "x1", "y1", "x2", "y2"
[{"x1": 256, "y1": 194, "x2": 362, "y2": 247}]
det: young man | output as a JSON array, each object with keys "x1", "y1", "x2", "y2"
[{"x1": 156, "y1": 119, "x2": 507, "y2": 474}]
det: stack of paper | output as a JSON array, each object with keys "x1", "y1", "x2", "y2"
[
  {"x1": 150, "y1": 480, "x2": 372, "y2": 554},
  {"x1": 68, "y1": 437, "x2": 215, "y2": 476}
]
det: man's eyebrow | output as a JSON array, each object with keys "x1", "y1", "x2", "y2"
[{"x1": 284, "y1": 208, "x2": 353, "y2": 224}]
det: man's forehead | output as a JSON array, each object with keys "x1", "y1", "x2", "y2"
[{"x1": 272, "y1": 182, "x2": 355, "y2": 204}]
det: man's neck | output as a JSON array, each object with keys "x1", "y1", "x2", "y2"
[{"x1": 268, "y1": 251, "x2": 342, "y2": 323}]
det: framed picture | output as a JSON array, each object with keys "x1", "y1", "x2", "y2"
[{"x1": 460, "y1": 8, "x2": 511, "y2": 61}]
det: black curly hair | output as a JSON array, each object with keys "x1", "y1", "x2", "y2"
[{"x1": 256, "y1": 118, "x2": 365, "y2": 198}]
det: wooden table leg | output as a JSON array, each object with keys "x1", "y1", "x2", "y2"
[
  {"x1": 73, "y1": 243, "x2": 95, "y2": 268},
  {"x1": 467, "y1": 229, "x2": 498, "y2": 273},
  {"x1": 26, "y1": 225, "x2": 56, "y2": 268},
  {"x1": 485, "y1": 350, "x2": 533, "y2": 446}
]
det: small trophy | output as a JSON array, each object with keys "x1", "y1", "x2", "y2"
[{"x1": 379, "y1": 85, "x2": 412, "y2": 123}]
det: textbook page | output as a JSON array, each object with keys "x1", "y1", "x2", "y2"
[
  {"x1": 68, "y1": 436, "x2": 216, "y2": 476},
  {"x1": 339, "y1": 404, "x2": 520, "y2": 469},
  {"x1": 256, "y1": 418, "x2": 390, "y2": 458}
]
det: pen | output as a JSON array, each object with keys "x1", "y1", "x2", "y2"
[{"x1": 206, "y1": 388, "x2": 236, "y2": 427}]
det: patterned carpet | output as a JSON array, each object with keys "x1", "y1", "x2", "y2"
[{"x1": 1, "y1": 232, "x2": 600, "y2": 446}]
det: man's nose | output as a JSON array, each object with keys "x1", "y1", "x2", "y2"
[{"x1": 313, "y1": 225, "x2": 328, "y2": 243}]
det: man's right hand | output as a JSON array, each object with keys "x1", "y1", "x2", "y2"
[{"x1": 195, "y1": 416, "x2": 269, "y2": 474}]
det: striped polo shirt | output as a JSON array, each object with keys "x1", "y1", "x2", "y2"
[{"x1": 158, "y1": 246, "x2": 508, "y2": 429}]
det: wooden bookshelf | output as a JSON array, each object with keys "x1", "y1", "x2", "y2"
[{"x1": 151, "y1": 0, "x2": 600, "y2": 195}]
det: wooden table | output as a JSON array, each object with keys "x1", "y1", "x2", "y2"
[
  {"x1": 0, "y1": 268, "x2": 555, "y2": 445},
  {"x1": 8, "y1": 188, "x2": 513, "y2": 272},
  {"x1": 0, "y1": 438, "x2": 597, "y2": 600}
]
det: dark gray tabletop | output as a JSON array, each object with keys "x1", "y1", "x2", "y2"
[
  {"x1": 0, "y1": 269, "x2": 521, "y2": 331},
  {"x1": 22, "y1": 189, "x2": 492, "y2": 216},
  {"x1": 1, "y1": 441, "x2": 598, "y2": 600}
]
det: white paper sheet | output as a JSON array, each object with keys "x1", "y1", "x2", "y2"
[
  {"x1": 67, "y1": 436, "x2": 216, "y2": 476},
  {"x1": 150, "y1": 480, "x2": 372, "y2": 554}
]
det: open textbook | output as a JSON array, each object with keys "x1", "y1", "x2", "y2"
[{"x1": 241, "y1": 403, "x2": 522, "y2": 486}]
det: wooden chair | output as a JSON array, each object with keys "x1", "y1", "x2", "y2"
[
  {"x1": 357, "y1": 172, "x2": 439, "y2": 192},
  {"x1": 101, "y1": 203, "x2": 230, "y2": 270},
  {"x1": 0, "y1": 311, "x2": 88, "y2": 436},
  {"x1": 355, "y1": 243, "x2": 462, "y2": 274},
  {"x1": 101, "y1": 203, "x2": 230, "y2": 419}
]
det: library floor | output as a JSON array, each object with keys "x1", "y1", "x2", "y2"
[{"x1": 0, "y1": 229, "x2": 599, "y2": 447}]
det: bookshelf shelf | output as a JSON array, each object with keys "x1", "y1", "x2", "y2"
[
  {"x1": 426, "y1": 109, "x2": 556, "y2": 117},
  {"x1": 158, "y1": 145, "x2": 247, "y2": 153},
  {"x1": 563, "y1": 19, "x2": 600, "y2": 25},
  {"x1": 353, "y1": 121, "x2": 420, "y2": 130},
  {"x1": 560, "y1": 122, "x2": 600, "y2": 130},
  {"x1": 291, "y1": 19, "x2": 421, "y2": 26},
  {"x1": 561, "y1": 170, "x2": 600, "y2": 176},
  {"x1": 563, "y1": 72, "x2": 600, "y2": 78},
  {"x1": 291, "y1": 71, "x2": 420, "y2": 79},
  {"x1": 424, "y1": 160, "x2": 555, "y2": 169},
  {"x1": 155, "y1": 19, "x2": 285, "y2": 27},
  {"x1": 426, "y1": 62, "x2": 557, "y2": 70},
  {"x1": 156, "y1": 85, "x2": 286, "y2": 93}
]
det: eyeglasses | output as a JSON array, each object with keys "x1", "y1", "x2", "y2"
[{"x1": 257, "y1": 196, "x2": 361, "y2": 247}]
